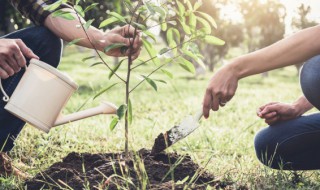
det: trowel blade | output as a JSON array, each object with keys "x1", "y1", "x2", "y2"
[{"x1": 151, "y1": 110, "x2": 202, "y2": 155}]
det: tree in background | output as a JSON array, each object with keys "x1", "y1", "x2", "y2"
[{"x1": 291, "y1": 4, "x2": 317, "y2": 72}]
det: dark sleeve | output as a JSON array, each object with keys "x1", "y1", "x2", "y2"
[{"x1": 9, "y1": 0, "x2": 70, "y2": 26}]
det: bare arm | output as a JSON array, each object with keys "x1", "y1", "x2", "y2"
[
  {"x1": 257, "y1": 96, "x2": 314, "y2": 125},
  {"x1": 203, "y1": 25, "x2": 320, "y2": 118},
  {"x1": 44, "y1": 8, "x2": 142, "y2": 59}
]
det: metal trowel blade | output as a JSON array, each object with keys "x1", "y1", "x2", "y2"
[{"x1": 151, "y1": 110, "x2": 203, "y2": 154}]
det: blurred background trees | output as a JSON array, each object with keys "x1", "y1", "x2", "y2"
[{"x1": 1, "y1": 0, "x2": 318, "y2": 74}]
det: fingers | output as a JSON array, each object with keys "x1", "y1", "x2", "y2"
[
  {"x1": 15, "y1": 39, "x2": 39, "y2": 60},
  {"x1": 265, "y1": 115, "x2": 281, "y2": 125},
  {"x1": 203, "y1": 89, "x2": 213, "y2": 119}
]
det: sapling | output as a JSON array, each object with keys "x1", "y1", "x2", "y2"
[{"x1": 50, "y1": 0, "x2": 225, "y2": 157}]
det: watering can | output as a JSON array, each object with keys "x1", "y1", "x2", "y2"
[{"x1": 0, "y1": 59, "x2": 117, "y2": 133}]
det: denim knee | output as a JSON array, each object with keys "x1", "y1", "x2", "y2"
[
  {"x1": 254, "y1": 127, "x2": 282, "y2": 169},
  {"x1": 300, "y1": 55, "x2": 320, "y2": 110}
]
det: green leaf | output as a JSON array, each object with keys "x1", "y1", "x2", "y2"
[
  {"x1": 82, "y1": 56, "x2": 96, "y2": 62},
  {"x1": 132, "y1": 22, "x2": 146, "y2": 30},
  {"x1": 84, "y1": 19, "x2": 94, "y2": 30},
  {"x1": 167, "y1": 27, "x2": 182, "y2": 44},
  {"x1": 44, "y1": 1, "x2": 62, "y2": 11},
  {"x1": 128, "y1": 98, "x2": 132, "y2": 124},
  {"x1": 99, "y1": 17, "x2": 119, "y2": 28},
  {"x1": 204, "y1": 35, "x2": 225, "y2": 46},
  {"x1": 109, "y1": 59, "x2": 127, "y2": 79},
  {"x1": 74, "y1": 5, "x2": 84, "y2": 17},
  {"x1": 161, "y1": 22, "x2": 167, "y2": 31},
  {"x1": 179, "y1": 19, "x2": 191, "y2": 35},
  {"x1": 197, "y1": 16, "x2": 212, "y2": 34},
  {"x1": 179, "y1": 57, "x2": 195, "y2": 74},
  {"x1": 189, "y1": 13, "x2": 197, "y2": 29},
  {"x1": 141, "y1": 75, "x2": 157, "y2": 91},
  {"x1": 159, "y1": 48, "x2": 170, "y2": 55},
  {"x1": 154, "y1": 6, "x2": 166, "y2": 19},
  {"x1": 104, "y1": 43, "x2": 127, "y2": 53},
  {"x1": 143, "y1": 31, "x2": 156, "y2": 42},
  {"x1": 161, "y1": 69, "x2": 173, "y2": 79},
  {"x1": 84, "y1": 3, "x2": 98, "y2": 13},
  {"x1": 109, "y1": 118, "x2": 119, "y2": 131},
  {"x1": 186, "y1": 0, "x2": 193, "y2": 10},
  {"x1": 142, "y1": 38, "x2": 159, "y2": 65},
  {"x1": 194, "y1": 0, "x2": 202, "y2": 10},
  {"x1": 90, "y1": 62, "x2": 103, "y2": 67},
  {"x1": 155, "y1": 79, "x2": 167, "y2": 84},
  {"x1": 196, "y1": 11, "x2": 217, "y2": 29},
  {"x1": 176, "y1": 1, "x2": 185, "y2": 16},
  {"x1": 117, "y1": 104, "x2": 127, "y2": 120},
  {"x1": 66, "y1": 38, "x2": 84, "y2": 46},
  {"x1": 93, "y1": 83, "x2": 119, "y2": 100},
  {"x1": 109, "y1": 12, "x2": 126, "y2": 23},
  {"x1": 52, "y1": 10, "x2": 75, "y2": 20}
]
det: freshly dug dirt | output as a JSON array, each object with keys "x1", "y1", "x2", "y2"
[
  {"x1": 25, "y1": 149, "x2": 246, "y2": 189},
  {"x1": 151, "y1": 132, "x2": 173, "y2": 155}
]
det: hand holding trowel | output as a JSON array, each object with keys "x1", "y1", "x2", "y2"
[{"x1": 151, "y1": 109, "x2": 203, "y2": 155}]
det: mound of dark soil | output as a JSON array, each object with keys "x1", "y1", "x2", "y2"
[{"x1": 25, "y1": 149, "x2": 246, "y2": 189}]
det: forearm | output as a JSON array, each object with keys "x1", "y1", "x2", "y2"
[
  {"x1": 231, "y1": 25, "x2": 320, "y2": 79},
  {"x1": 44, "y1": 8, "x2": 105, "y2": 51},
  {"x1": 292, "y1": 96, "x2": 314, "y2": 116}
]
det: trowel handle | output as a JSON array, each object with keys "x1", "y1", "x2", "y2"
[
  {"x1": 194, "y1": 109, "x2": 203, "y2": 121},
  {"x1": 0, "y1": 66, "x2": 27, "y2": 102}
]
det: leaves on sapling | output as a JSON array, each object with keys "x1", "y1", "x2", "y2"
[
  {"x1": 179, "y1": 57, "x2": 196, "y2": 74},
  {"x1": 189, "y1": 12, "x2": 197, "y2": 30},
  {"x1": 84, "y1": 3, "x2": 99, "y2": 13},
  {"x1": 176, "y1": 1, "x2": 185, "y2": 16},
  {"x1": 109, "y1": 118, "x2": 119, "y2": 131},
  {"x1": 142, "y1": 38, "x2": 160, "y2": 65},
  {"x1": 196, "y1": 11, "x2": 217, "y2": 29},
  {"x1": 141, "y1": 75, "x2": 157, "y2": 91},
  {"x1": 90, "y1": 62, "x2": 103, "y2": 67},
  {"x1": 44, "y1": 0, "x2": 64, "y2": 11},
  {"x1": 204, "y1": 36, "x2": 225, "y2": 46},
  {"x1": 93, "y1": 83, "x2": 119, "y2": 100},
  {"x1": 193, "y1": 0, "x2": 203, "y2": 11},
  {"x1": 109, "y1": 59, "x2": 127, "y2": 79},
  {"x1": 117, "y1": 105, "x2": 127, "y2": 120},
  {"x1": 104, "y1": 43, "x2": 127, "y2": 53},
  {"x1": 66, "y1": 38, "x2": 84, "y2": 46},
  {"x1": 82, "y1": 56, "x2": 96, "y2": 62},
  {"x1": 84, "y1": 19, "x2": 94, "y2": 30},
  {"x1": 161, "y1": 69, "x2": 173, "y2": 79},
  {"x1": 99, "y1": 17, "x2": 119, "y2": 28},
  {"x1": 108, "y1": 12, "x2": 126, "y2": 23},
  {"x1": 196, "y1": 16, "x2": 212, "y2": 35},
  {"x1": 143, "y1": 31, "x2": 156, "y2": 42},
  {"x1": 74, "y1": 5, "x2": 84, "y2": 17},
  {"x1": 52, "y1": 10, "x2": 75, "y2": 20}
]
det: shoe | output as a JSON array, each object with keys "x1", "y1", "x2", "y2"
[{"x1": 0, "y1": 152, "x2": 31, "y2": 180}]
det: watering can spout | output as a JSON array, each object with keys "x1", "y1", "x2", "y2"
[{"x1": 54, "y1": 102, "x2": 117, "y2": 126}]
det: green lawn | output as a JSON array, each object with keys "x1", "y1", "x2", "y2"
[{"x1": 3, "y1": 47, "x2": 320, "y2": 189}]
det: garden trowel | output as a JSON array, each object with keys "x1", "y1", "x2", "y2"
[{"x1": 151, "y1": 109, "x2": 203, "y2": 155}]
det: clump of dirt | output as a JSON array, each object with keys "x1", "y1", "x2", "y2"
[
  {"x1": 151, "y1": 132, "x2": 173, "y2": 155},
  {"x1": 25, "y1": 149, "x2": 247, "y2": 189}
]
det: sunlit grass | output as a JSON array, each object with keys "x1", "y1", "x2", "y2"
[{"x1": 3, "y1": 47, "x2": 320, "y2": 189}]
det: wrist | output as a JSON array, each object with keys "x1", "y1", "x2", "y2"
[
  {"x1": 87, "y1": 29, "x2": 105, "y2": 52},
  {"x1": 227, "y1": 57, "x2": 246, "y2": 79}
]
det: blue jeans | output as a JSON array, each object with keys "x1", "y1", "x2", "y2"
[
  {"x1": 254, "y1": 55, "x2": 320, "y2": 170},
  {"x1": 0, "y1": 26, "x2": 62, "y2": 152}
]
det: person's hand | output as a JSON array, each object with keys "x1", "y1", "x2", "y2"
[
  {"x1": 257, "y1": 102, "x2": 301, "y2": 125},
  {"x1": 203, "y1": 64, "x2": 239, "y2": 118},
  {"x1": 0, "y1": 39, "x2": 39, "y2": 79},
  {"x1": 96, "y1": 25, "x2": 142, "y2": 60}
]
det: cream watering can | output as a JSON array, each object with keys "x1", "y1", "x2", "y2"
[{"x1": 0, "y1": 59, "x2": 117, "y2": 133}]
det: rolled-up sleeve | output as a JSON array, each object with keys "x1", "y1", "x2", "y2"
[{"x1": 9, "y1": 0, "x2": 69, "y2": 26}]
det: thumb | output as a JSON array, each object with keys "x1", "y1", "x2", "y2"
[
  {"x1": 260, "y1": 104, "x2": 280, "y2": 116},
  {"x1": 16, "y1": 40, "x2": 39, "y2": 59}
]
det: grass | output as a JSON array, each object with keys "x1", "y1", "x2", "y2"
[{"x1": 2, "y1": 46, "x2": 320, "y2": 189}]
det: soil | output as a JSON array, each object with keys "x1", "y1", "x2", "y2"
[
  {"x1": 151, "y1": 132, "x2": 172, "y2": 155},
  {"x1": 25, "y1": 149, "x2": 247, "y2": 190}
]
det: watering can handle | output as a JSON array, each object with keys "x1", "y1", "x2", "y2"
[{"x1": 0, "y1": 66, "x2": 27, "y2": 102}]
